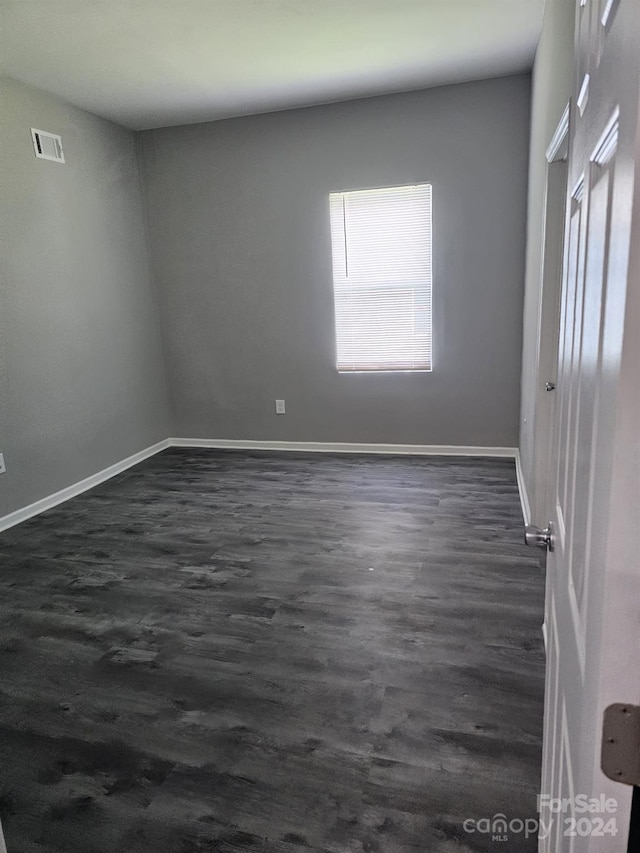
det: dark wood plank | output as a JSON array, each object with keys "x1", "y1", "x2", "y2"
[{"x1": 0, "y1": 450, "x2": 545, "y2": 852}]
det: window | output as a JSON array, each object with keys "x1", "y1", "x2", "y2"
[{"x1": 329, "y1": 182, "x2": 432, "y2": 372}]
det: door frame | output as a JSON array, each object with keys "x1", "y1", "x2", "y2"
[{"x1": 531, "y1": 102, "x2": 571, "y2": 532}]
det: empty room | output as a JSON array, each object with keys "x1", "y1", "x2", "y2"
[{"x1": 1, "y1": 1, "x2": 639, "y2": 851}]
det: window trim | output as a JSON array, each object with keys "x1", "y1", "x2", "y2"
[{"x1": 329, "y1": 180, "x2": 434, "y2": 375}]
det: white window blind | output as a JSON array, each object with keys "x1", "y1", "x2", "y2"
[{"x1": 329, "y1": 183, "x2": 432, "y2": 372}]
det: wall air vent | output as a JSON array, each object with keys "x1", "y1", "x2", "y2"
[{"x1": 31, "y1": 128, "x2": 65, "y2": 163}]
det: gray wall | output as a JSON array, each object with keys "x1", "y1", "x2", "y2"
[
  {"x1": 0, "y1": 76, "x2": 169, "y2": 518},
  {"x1": 138, "y1": 75, "x2": 531, "y2": 447},
  {"x1": 519, "y1": 0, "x2": 575, "y2": 511}
]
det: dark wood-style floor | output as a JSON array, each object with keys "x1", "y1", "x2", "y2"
[{"x1": 0, "y1": 450, "x2": 545, "y2": 852}]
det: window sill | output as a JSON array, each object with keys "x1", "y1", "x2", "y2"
[{"x1": 337, "y1": 369, "x2": 433, "y2": 375}]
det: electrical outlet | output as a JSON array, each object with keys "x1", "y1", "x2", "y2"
[
  {"x1": 0, "y1": 453, "x2": 5, "y2": 474},
  {"x1": 275, "y1": 399, "x2": 286, "y2": 415}
]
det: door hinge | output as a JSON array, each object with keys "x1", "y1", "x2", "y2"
[{"x1": 601, "y1": 704, "x2": 640, "y2": 785}]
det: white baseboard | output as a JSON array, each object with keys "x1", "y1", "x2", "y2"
[
  {"x1": 169, "y1": 438, "x2": 518, "y2": 458},
  {"x1": 515, "y1": 449, "x2": 532, "y2": 525},
  {"x1": 0, "y1": 439, "x2": 170, "y2": 534},
  {"x1": 0, "y1": 437, "x2": 519, "y2": 534}
]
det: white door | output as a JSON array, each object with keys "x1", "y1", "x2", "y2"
[{"x1": 538, "y1": 0, "x2": 640, "y2": 851}]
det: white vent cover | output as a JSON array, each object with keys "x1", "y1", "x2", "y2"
[{"x1": 31, "y1": 128, "x2": 65, "y2": 163}]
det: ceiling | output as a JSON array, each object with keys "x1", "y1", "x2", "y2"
[{"x1": 0, "y1": 1, "x2": 546, "y2": 131}]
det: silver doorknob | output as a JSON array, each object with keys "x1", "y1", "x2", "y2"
[
  {"x1": 525, "y1": 523, "x2": 554, "y2": 551},
  {"x1": 545, "y1": 382, "x2": 556, "y2": 391}
]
